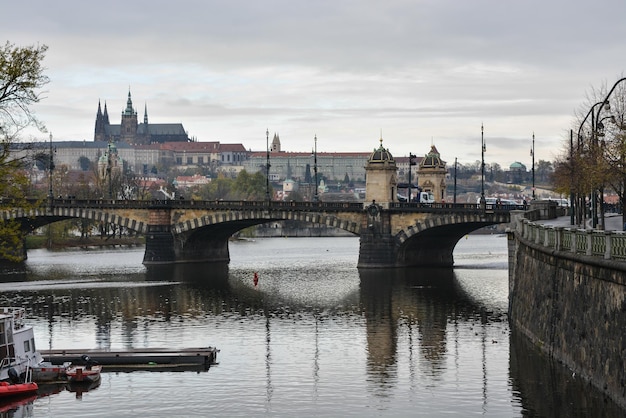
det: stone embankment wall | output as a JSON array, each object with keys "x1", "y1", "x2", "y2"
[{"x1": 508, "y1": 219, "x2": 626, "y2": 408}]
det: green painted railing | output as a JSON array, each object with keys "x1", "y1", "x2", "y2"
[{"x1": 517, "y1": 219, "x2": 626, "y2": 260}]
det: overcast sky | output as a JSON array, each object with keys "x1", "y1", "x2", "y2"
[{"x1": 3, "y1": 0, "x2": 626, "y2": 166}]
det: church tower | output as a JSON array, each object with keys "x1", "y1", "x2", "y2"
[
  {"x1": 140, "y1": 102, "x2": 150, "y2": 144},
  {"x1": 271, "y1": 133, "x2": 281, "y2": 152},
  {"x1": 94, "y1": 100, "x2": 110, "y2": 142},
  {"x1": 120, "y1": 90, "x2": 138, "y2": 144},
  {"x1": 417, "y1": 144, "x2": 447, "y2": 202}
]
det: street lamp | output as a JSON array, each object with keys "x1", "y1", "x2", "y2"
[
  {"x1": 48, "y1": 132, "x2": 54, "y2": 204},
  {"x1": 592, "y1": 77, "x2": 626, "y2": 229},
  {"x1": 265, "y1": 129, "x2": 271, "y2": 203},
  {"x1": 577, "y1": 100, "x2": 606, "y2": 227},
  {"x1": 480, "y1": 124, "x2": 486, "y2": 208},
  {"x1": 454, "y1": 157, "x2": 457, "y2": 205},
  {"x1": 531, "y1": 132, "x2": 535, "y2": 200},
  {"x1": 408, "y1": 153, "x2": 416, "y2": 203},
  {"x1": 575, "y1": 78, "x2": 626, "y2": 228},
  {"x1": 107, "y1": 141, "x2": 113, "y2": 199},
  {"x1": 569, "y1": 129, "x2": 575, "y2": 225},
  {"x1": 313, "y1": 134, "x2": 318, "y2": 202}
]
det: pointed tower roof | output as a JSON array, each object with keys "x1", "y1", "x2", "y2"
[
  {"x1": 271, "y1": 132, "x2": 281, "y2": 152},
  {"x1": 420, "y1": 144, "x2": 446, "y2": 168},
  {"x1": 103, "y1": 101, "x2": 109, "y2": 124},
  {"x1": 123, "y1": 89, "x2": 136, "y2": 116}
]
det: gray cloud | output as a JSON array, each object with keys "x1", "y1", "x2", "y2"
[{"x1": 3, "y1": 0, "x2": 626, "y2": 164}]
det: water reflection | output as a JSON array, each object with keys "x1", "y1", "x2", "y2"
[
  {"x1": 509, "y1": 329, "x2": 625, "y2": 417},
  {"x1": 359, "y1": 267, "x2": 499, "y2": 399},
  {"x1": 145, "y1": 263, "x2": 230, "y2": 286},
  {"x1": 0, "y1": 243, "x2": 622, "y2": 416},
  {"x1": 66, "y1": 379, "x2": 101, "y2": 400}
]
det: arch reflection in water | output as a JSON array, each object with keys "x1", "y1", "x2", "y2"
[
  {"x1": 145, "y1": 262, "x2": 230, "y2": 287},
  {"x1": 358, "y1": 267, "x2": 496, "y2": 397}
]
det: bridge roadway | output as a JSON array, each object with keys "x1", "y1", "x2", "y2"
[{"x1": 3, "y1": 199, "x2": 517, "y2": 268}]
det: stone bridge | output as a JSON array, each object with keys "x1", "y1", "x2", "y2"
[{"x1": 2, "y1": 199, "x2": 515, "y2": 268}]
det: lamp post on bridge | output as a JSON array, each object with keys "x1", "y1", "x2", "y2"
[
  {"x1": 48, "y1": 132, "x2": 54, "y2": 206},
  {"x1": 454, "y1": 157, "x2": 457, "y2": 205},
  {"x1": 408, "y1": 153, "x2": 416, "y2": 202},
  {"x1": 313, "y1": 134, "x2": 318, "y2": 202},
  {"x1": 107, "y1": 140, "x2": 113, "y2": 200},
  {"x1": 265, "y1": 128, "x2": 271, "y2": 203},
  {"x1": 480, "y1": 124, "x2": 486, "y2": 210},
  {"x1": 531, "y1": 133, "x2": 535, "y2": 200}
]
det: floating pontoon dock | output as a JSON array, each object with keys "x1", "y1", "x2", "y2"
[{"x1": 40, "y1": 347, "x2": 218, "y2": 371}]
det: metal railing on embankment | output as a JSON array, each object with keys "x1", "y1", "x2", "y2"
[{"x1": 517, "y1": 218, "x2": 626, "y2": 261}]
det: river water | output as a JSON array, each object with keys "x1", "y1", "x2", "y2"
[{"x1": 0, "y1": 235, "x2": 623, "y2": 417}]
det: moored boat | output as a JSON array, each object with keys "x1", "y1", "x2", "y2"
[
  {"x1": 31, "y1": 361, "x2": 71, "y2": 382},
  {"x1": 0, "y1": 307, "x2": 43, "y2": 382},
  {"x1": 0, "y1": 381, "x2": 38, "y2": 398},
  {"x1": 65, "y1": 356, "x2": 102, "y2": 383},
  {"x1": 65, "y1": 365, "x2": 102, "y2": 383}
]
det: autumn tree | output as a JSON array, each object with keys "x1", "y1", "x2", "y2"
[
  {"x1": 0, "y1": 42, "x2": 49, "y2": 137},
  {"x1": 556, "y1": 76, "x2": 626, "y2": 227},
  {"x1": 0, "y1": 42, "x2": 49, "y2": 261}
]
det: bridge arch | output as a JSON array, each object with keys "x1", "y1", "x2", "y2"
[
  {"x1": 393, "y1": 212, "x2": 510, "y2": 267},
  {"x1": 173, "y1": 209, "x2": 361, "y2": 235},
  {"x1": 1, "y1": 207, "x2": 148, "y2": 234},
  {"x1": 169, "y1": 209, "x2": 361, "y2": 264}
]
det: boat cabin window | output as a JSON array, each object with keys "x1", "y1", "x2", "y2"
[
  {"x1": 31, "y1": 338, "x2": 36, "y2": 353},
  {"x1": 23, "y1": 339, "x2": 30, "y2": 353}
]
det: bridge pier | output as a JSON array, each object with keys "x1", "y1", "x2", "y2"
[
  {"x1": 143, "y1": 208, "x2": 176, "y2": 264},
  {"x1": 357, "y1": 204, "x2": 398, "y2": 268},
  {"x1": 142, "y1": 206, "x2": 232, "y2": 265},
  {"x1": 143, "y1": 226, "x2": 176, "y2": 264},
  {"x1": 171, "y1": 230, "x2": 230, "y2": 264}
]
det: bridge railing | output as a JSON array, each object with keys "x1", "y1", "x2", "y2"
[
  {"x1": 24, "y1": 198, "x2": 524, "y2": 214},
  {"x1": 518, "y1": 218, "x2": 626, "y2": 260},
  {"x1": 389, "y1": 202, "x2": 524, "y2": 212},
  {"x1": 39, "y1": 198, "x2": 366, "y2": 212}
]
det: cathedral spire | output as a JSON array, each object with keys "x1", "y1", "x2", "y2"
[
  {"x1": 124, "y1": 88, "x2": 135, "y2": 116},
  {"x1": 95, "y1": 99, "x2": 110, "y2": 141},
  {"x1": 144, "y1": 102, "x2": 148, "y2": 124},
  {"x1": 103, "y1": 101, "x2": 109, "y2": 124}
]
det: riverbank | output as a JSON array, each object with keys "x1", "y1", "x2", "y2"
[{"x1": 25, "y1": 235, "x2": 145, "y2": 250}]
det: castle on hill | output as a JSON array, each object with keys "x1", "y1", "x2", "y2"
[{"x1": 94, "y1": 90, "x2": 192, "y2": 145}]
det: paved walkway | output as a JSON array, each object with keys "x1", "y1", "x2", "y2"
[{"x1": 537, "y1": 213, "x2": 624, "y2": 232}]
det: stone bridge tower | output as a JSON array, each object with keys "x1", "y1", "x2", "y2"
[
  {"x1": 360, "y1": 138, "x2": 398, "y2": 268},
  {"x1": 418, "y1": 144, "x2": 447, "y2": 202},
  {"x1": 364, "y1": 138, "x2": 398, "y2": 206}
]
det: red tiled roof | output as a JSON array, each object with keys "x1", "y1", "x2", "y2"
[
  {"x1": 248, "y1": 151, "x2": 371, "y2": 158},
  {"x1": 159, "y1": 142, "x2": 220, "y2": 151},
  {"x1": 218, "y1": 143, "x2": 247, "y2": 152}
]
